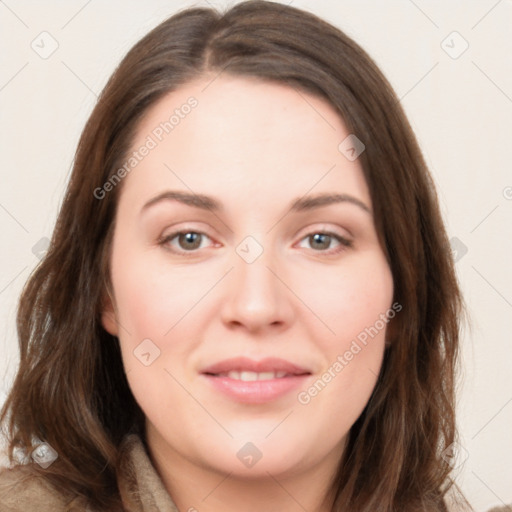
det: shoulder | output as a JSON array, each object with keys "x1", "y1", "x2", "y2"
[{"x1": 0, "y1": 463, "x2": 82, "y2": 512}]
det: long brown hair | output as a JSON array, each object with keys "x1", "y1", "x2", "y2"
[{"x1": 1, "y1": 1, "x2": 467, "y2": 510}]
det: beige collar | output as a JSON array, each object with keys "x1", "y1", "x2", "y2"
[{"x1": 117, "y1": 434, "x2": 179, "y2": 512}]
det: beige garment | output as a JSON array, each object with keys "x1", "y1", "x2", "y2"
[
  {"x1": 0, "y1": 434, "x2": 510, "y2": 511},
  {"x1": 0, "y1": 434, "x2": 179, "y2": 511}
]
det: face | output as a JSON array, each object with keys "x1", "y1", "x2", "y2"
[{"x1": 102, "y1": 75, "x2": 394, "y2": 479}]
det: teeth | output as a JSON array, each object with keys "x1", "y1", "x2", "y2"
[{"x1": 219, "y1": 370, "x2": 289, "y2": 381}]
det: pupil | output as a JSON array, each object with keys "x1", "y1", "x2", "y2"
[
  {"x1": 180, "y1": 232, "x2": 201, "y2": 250},
  {"x1": 311, "y1": 233, "x2": 329, "y2": 250}
]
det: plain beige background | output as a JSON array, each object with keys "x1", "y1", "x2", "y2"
[{"x1": 0, "y1": 1, "x2": 511, "y2": 510}]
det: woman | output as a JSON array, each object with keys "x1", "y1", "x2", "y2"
[{"x1": 0, "y1": 1, "x2": 471, "y2": 510}]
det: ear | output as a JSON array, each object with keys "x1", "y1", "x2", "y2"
[{"x1": 100, "y1": 290, "x2": 119, "y2": 337}]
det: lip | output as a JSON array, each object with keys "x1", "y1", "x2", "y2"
[
  {"x1": 200, "y1": 357, "x2": 312, "y2": 404},
  {"x1": 200, "y1": 356, "x2": 311, "y2": 376},
  {"x1": 202, "y1": 374, "x2": 310, "y2": 404}
]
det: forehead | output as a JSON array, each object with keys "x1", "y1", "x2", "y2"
[{"x1": 118, "y1": 75, "x2": 370, "y2": 212}]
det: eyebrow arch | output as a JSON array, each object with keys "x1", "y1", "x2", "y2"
[
  {"x1": 291, "y1": 193, "x2": 371, "y2": 214},
  {"x1": 140, "y1": 190, "x2": 371, "y2": 215},
  {"x1": 142, "y1": 190, "x2": 221, "y2": 213}
]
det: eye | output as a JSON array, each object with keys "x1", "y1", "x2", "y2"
[
  {"x1": 159, "y1": 230, "x2": 214, "y2": 255},
  {"x1": 158, "y1": 228, "x2": 353, "y2": 257},
  {"x1": 297, "y1": 231, "x2": 353, "y2": 254}
]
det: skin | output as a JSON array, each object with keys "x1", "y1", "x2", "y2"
[{"x1": 102, "y1": 75, "x2": 394, "y2": 512}]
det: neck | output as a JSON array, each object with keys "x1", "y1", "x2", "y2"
[{"x1": 145, "y1": 426, "x2": 341, "y2": 512}]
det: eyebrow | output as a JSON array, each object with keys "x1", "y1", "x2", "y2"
[{"x1": 141, "y1": 190, "x2": 371, "y2": 215}]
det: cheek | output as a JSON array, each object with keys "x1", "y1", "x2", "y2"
[
  {"x1": 109, "y1": 245, "x2": 203, "y2": 426},
  {"x1": 297, "y1": 252, "x2": 394, "y2": 348},
  {"x1": 109, "y1": 239, "x2": 226, "y2": 401},
  {"x1": 110, "y1": 244, "x2": 211, "y2": 344},
  {"x1": 295, "y1": 253, "x2": 393, "y2": 415}
]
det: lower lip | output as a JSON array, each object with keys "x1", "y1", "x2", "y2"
[{"x1": 201, "y1": 374, "x2": 310, "y2": 404}]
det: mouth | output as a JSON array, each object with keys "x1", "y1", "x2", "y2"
[
  {"x1": 200, "y1": 357, "x2": 312, "y2": 404},
  {"x1": 204, "y1": 370, "x2": 308, "y2": 381}
]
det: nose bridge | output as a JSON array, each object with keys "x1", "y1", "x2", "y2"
[{"x1": 221, "y1": 235, "x2": 293, "y2": 331}]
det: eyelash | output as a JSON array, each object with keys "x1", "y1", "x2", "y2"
[{"x1": 157, "y1": 228, "x2": 353, "y2": 257}]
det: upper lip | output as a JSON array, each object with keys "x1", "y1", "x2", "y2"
[{"x1": 201, "y1": 357, "x2": 311, "y2": 375}]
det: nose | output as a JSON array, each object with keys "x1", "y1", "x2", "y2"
[{"x1": 220, "y1": 244, "x2": 295, "y2": 334}]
